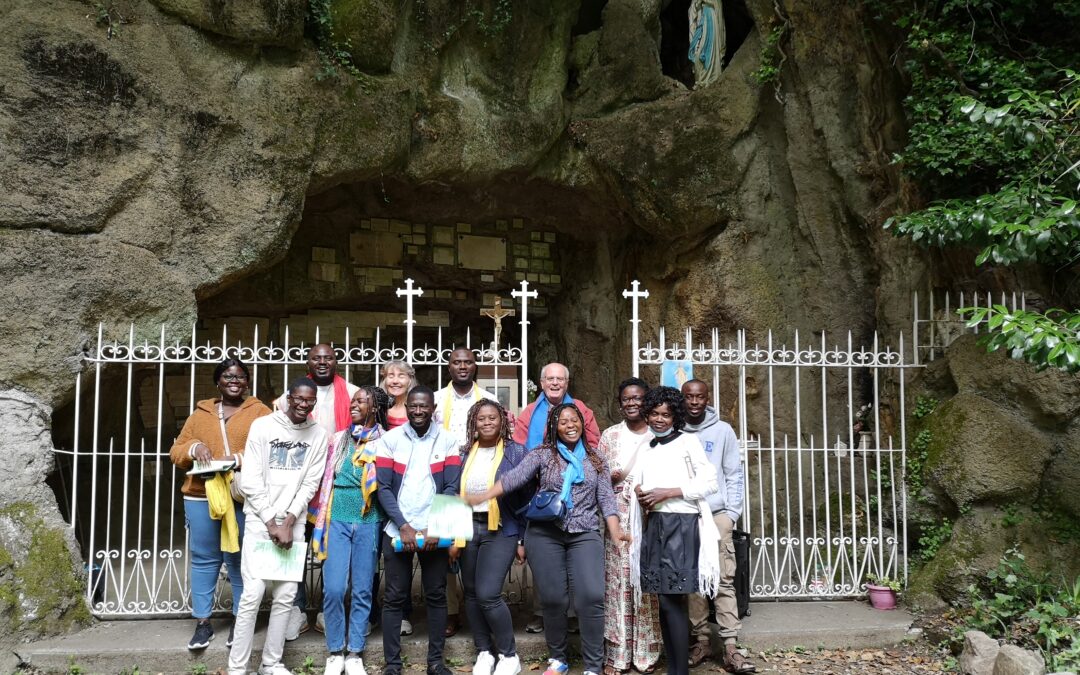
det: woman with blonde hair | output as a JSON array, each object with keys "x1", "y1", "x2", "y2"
[{"x1": 380, "y1": 360, "x2": 415, "y2": 429}]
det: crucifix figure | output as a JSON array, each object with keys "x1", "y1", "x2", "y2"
[{"x1": 480, "y1": 297, "x2": 515, "y2": 350}]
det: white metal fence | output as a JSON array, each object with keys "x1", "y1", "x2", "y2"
[
  {"x1": 912, "y1": 289, "x2": 1027, "y2": 364},
  {"x1": 58, "y1": 280, "x2": 537, "y2": 617},
  {"x1": 624, "y1": 282, "x2": 918, "y2": 597}
]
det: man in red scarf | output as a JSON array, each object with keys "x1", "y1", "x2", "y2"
[{"x1": 274, "y1": 343, "x2": 359, "y2": 640}]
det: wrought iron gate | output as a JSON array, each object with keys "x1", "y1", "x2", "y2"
[
  {"x1": 57, "y1": 280, "x2": 537, "y2": 617},
  {"x1": 624, "y1": 281, "x2": 918, "y2": 597}
]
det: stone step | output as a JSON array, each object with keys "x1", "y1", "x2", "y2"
[{"x1": 14, "y1": 602, "x2": 916, "y2": 675}]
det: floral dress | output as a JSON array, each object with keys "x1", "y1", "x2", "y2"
[{"x1": 598, "y1": 422, "x2": 661, "y2": 672}]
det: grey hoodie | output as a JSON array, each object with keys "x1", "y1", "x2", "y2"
[
  {"x1": 241, "y1": 410, "x2": 329, "y2": 525},
  {"x1": 682, "y1": 406, "x2": 744, "y2": 520}
]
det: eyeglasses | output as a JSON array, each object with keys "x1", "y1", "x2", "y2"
[
  {"x1": 289, "y1": 396, "x2": 317, "y2": 406},
  {"x1": 619, "y1": 396, "x2": 643, "y2": 404},
  {"x1": 542, "y1": 376, "x2": 567, "y2": 383},
  {"x1": 220, "y1": 374, "x2": 248, "y2": 383}
]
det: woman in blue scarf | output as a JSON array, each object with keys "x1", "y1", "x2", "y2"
[{"x1": 465, "y1": 403, "x2": 630, "y2": 675}]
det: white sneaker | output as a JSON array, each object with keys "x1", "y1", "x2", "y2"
[
  {"x1": 259, "y1": 664, "x2": 294, "y2": 675},
  {"x1": 400, "y1": 619, "x2": 413, "y2": 636},
  {"x1": 315, "y1": 611, "x2": 326, "y2": 633},
  {"x1": 285, "y1": 606, "x2": 307, "y2": 641},
  {"x1": 493, "y1": 654, "x2": 521, "y2": 675},
  {"x1": 324, "y1": 654, "x2": 345, "y2": 675},
  {"x1": 344, "y1": 656, "x2": 368, "y2": 675},
  {"x1": 473, "y1": 650, "x2": 496, "y2": 675}
]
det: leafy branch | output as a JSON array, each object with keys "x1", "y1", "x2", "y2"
[{"x1": 960, "y1": 305, "x2": 1080, "y2": 372}]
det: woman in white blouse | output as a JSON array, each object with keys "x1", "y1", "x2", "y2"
[{"x1": 628, "y1": 386, "x2": 720, "y2": 675}]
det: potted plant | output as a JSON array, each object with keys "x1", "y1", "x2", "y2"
[
  {"x1": 854, "y1": 402, "x2": 874, "y2": 450},
  {"x1": 865, "y1": 573, "x2": 900, "y2": 610}
]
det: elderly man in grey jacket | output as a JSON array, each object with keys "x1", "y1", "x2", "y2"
[{"x1": 680, "y1": 379, "x2": 754, "y2": 674}]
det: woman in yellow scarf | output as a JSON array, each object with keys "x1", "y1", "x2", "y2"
[{"x1": 450, "y1": 399, "x2": 529, "y2": 675}]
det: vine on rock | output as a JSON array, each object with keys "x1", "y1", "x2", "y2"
[
  {"x1": 751, "y1": 2, "x2": 790, "y2": 103},
  {"x1": 879, "y1": 0, "x2": 1080, "y2": 372},
  {"x1": 307, "y1": 0, "x2": 369, "y2": 86}
]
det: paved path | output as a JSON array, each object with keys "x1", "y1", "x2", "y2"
[{"x1": 14, "y1": 602, "x2": 916, "y2": 674}]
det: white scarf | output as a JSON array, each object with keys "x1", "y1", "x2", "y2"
[{"x1": 627, "y1": 435, "x2": 722, "y2": 603}]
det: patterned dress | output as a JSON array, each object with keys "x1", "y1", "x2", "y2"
[{"x1": 599, "y1": 422, "x2": 662, "y2": 672}]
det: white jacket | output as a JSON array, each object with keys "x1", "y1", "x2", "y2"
[{"x1": 241, "y1": 410, "x2": 328, "y2": 524}]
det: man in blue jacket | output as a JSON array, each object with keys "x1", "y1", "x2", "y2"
[
  {"x1": 680, "y1": 379, "x2": 754, "y2": 673},
  {"x1": 374, "y1": 385, "x2": 462, "y2": 675}
]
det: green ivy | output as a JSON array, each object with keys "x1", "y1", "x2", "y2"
[
  {"x1": 917, "y1": 518, "x2": 953, "y2": 562},
  {"x1": 877, "y1": 0, "x2": 1080, "y2": 373},
  {"x1": 306, "y1": 0, "x2": 369, "y2": 85}
]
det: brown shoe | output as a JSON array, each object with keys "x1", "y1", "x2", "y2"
[
  {"x1": 689, "y1": 642, "x2": 712, "y2": 667},
  {"x1": 444, "y1": 614, "x2": 460, "y2": 637},
  {"x1": 723, "y1": 644, "x2": 756, "y2": 673}
]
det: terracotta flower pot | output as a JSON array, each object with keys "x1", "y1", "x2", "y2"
[{"x1": 866, "y1": 583, "x2": 897, "y2": 610}]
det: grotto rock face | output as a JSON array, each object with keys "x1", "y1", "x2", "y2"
[
  {"x1": 0, "y1": 0, "x2": 979, "y2": 637},
  {"x1": 908, "y1": 336, "x2": 1080, "y2": 606}
]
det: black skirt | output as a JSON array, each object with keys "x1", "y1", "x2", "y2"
[{"x1": 640, "y1": 511, "x2": 700, "y2": 594}]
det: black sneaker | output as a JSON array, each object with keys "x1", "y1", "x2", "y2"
[
  {"x1": 226, "y1": 623, "x2": 235, "y2": 648},
  {"x1": 188, "y1": 621, "x2": 214, "y2": 650}
]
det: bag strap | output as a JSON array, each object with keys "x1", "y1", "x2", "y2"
[
  {"x1": 217, "y1": 403, "x2": 232, "y2": 456},
  {"x1": 620, "y1": 435, "x2": 649, "y2": 480}
]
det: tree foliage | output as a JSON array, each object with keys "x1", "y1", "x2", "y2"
[{"x1": 878, "y1": 0, "x2": 1080, "y2": 372}]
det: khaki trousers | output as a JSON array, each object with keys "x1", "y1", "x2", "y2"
[{"x1": 688, "y1": 512, "x2": 740, "y2": 645}]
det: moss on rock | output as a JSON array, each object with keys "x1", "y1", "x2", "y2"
[{"x1": 0, "y1": 502, "x2": 90, "y2": 637}]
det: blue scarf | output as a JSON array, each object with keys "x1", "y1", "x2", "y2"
[
  {"x1": 556, "y1": 439, "x2": 586, "y2": 510},
  {"x1": 526, "y1": 393, "x2": 574, "y2": 451}
]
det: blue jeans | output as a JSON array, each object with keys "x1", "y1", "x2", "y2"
[
  {"x1": 184, "y1": 497, "x2": 245, "y2": 619},
  {"x1": 322, "y1": 519, "x2": 380, "y2": 653}
]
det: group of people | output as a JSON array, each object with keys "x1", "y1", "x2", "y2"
[{"x1": 169, "y1": 344, "x2": 755, "y2": 675}]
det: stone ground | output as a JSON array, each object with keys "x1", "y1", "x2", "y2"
[{"x1": 13, "y1": 602, "x2": 929, "y2": 674}]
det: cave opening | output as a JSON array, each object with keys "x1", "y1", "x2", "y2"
[
  {"x1": 660, "y1": 0, "x2": 695, "y2": 87},
  {"x1": 50, "y1": 176, "x2": 636, "y2": 599},
  {"x1": 572, "y1": 0, "x2": 607, "y2": 36},
  {"x1": 660, "y1": 0, "x2": 754, "y2": 87}
]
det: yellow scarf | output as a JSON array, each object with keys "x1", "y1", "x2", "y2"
[
  {"x1": 441, "y1": 384, "x2": 482, "y2": 431},
  {"x1": 205, "y1": 472, "x2": 240, "y2": 553},
  {"x1": 459, "y1": 439, "x2": 504, "y2": 531}
]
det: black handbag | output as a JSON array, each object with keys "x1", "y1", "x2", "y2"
[{"x1": 522, "y1": 490, "x2": 566, "y2": 522}]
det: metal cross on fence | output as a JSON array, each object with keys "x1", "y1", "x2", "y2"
[
  {"x1": 511, "y1": 280, "x2": 538, "y2": 404},
  {"x1": 622, "y1": 280, "x2": 650, "y2": 377},
  {"x1": 395, "y1": 277, "x2": 424, "y2": 361}
]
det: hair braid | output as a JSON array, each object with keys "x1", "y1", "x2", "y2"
[{"x1": 461, "y1": 398, "x2": 513, "y2": 453}]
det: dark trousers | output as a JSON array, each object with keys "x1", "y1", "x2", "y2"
[
  {"x1": 460, "y1": 519, "x2": 518, "y2": 657},
  {"x1": 381, "y1": 534, "x2": 449, "y2": 672},
  {"x1": 524, "y1": 522, "x2": 605, "y2": 672},
  {"x1": 658, "y1": 593, "x2": 690, "y2": 675}
]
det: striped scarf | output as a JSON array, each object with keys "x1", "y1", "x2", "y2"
[{"x1": 312, "y1": 424, "x2": 381, "y2": 561}]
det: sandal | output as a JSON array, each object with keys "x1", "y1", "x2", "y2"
[
  {"x1": 723, "y1": 644, "x2": 757, "y2": 674},
  {"x1": 603, "y1": 666, "x2": 624, "y2": 675},
  {"x1": 688, "y1": 642, "x2": 712, "y2": 668}
]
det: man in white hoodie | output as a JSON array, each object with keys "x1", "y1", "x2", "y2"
[
  {"x1": 680, "y1": 379, "x2": 754, "y2": 674},
  {"x1": 228, "y1": 377, "x2": 329, "y2": 675}
]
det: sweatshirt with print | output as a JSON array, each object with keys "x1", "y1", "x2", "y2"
[
  {"x1": 682, "y1": 406, "x2": 744, "y2": 520},
  {"x1": 241, "y1": 410, "x2": 329, "y2": 525}
]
